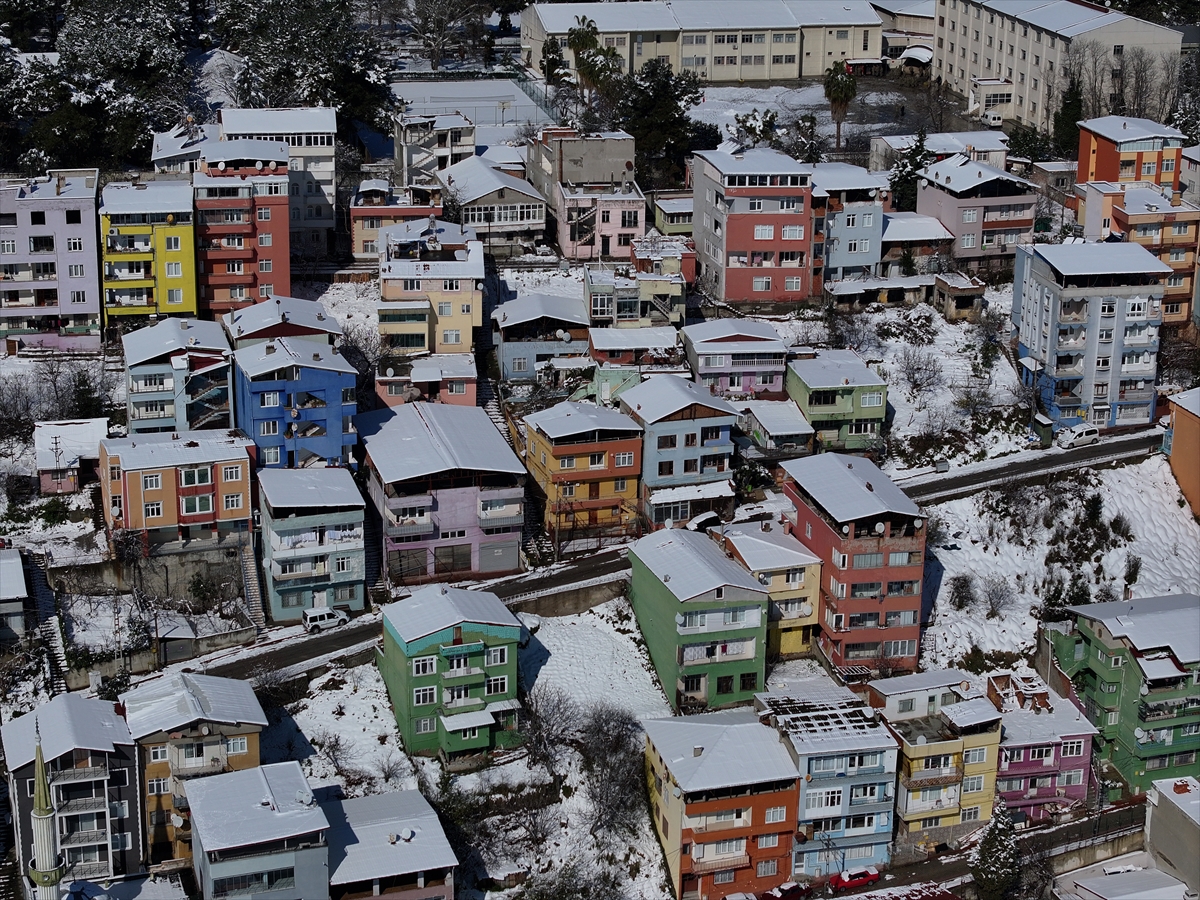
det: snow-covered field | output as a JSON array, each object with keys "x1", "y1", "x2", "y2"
[{"x1": 692, "y1": 82, "x2": 908, "y2": 141}]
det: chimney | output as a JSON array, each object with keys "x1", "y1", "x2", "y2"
[
  {"x1": 1171, "y1": 191, "x2": 1182, "y2": 207},
  {"x1": 56, "y1": 174, "x2": 66, "y2": 195},
  {"x1": 1174, "y1": 779, "x2": 1192, "y2": 794},
  {"x1": 265, "y1": 343, "x2": 276, "y2": 355},
  {"x1": 693, "y1": 746, "x2": 703, "y2": 757},
  {"x1": 180, "y1": 320, "x2": 189, "y2": 330}
]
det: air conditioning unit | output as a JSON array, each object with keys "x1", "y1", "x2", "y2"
[{"x1": 109, "y1": 228, "x2": 119, "y2": 236}]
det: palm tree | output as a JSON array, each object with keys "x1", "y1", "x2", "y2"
[{"x1": 823, "y1": 60, "x2": 858, "y2": 150}]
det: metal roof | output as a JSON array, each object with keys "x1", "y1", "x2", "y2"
[
  {"x1": 491, "y1": 292, "x2": 589, "y2": 329},
  {"x1": 920, "y1": 154, "x2": 1034, "y2": 193},
  {"x1": 188, "y1": 761, "x2": 329, "y2": 852},
  {"x1": 101, "y1": 181, "x2": 193, "y2": 214},
  {"x1": 757, "y1": 679, "x2": 899, "y2": 755},
  {"x1": 1151, "y1": 776, "x2": 1200, "y2": 828},
  {"x1": 1168, "y1": 386, "x2": 1200, "y2": 418},
  {"x1": 877, "y1": 131, "x2": 1009, "y2": 155},
  {"x1": 1069, "y1": 594, "x2": 1199, "y2": 664},
  {"x1": 738, "y1": 400, "x2": 814, "y2": 437},
  {"x1": 258, "y1": 467, "x2": 365, "y2": 512},
  {"x1": 693, "y1": 147, "x2": 813, "y2": 176},
  {"x1": 787, "y1": 349, "x2": 884, "y2": 389},
  {"x1": 1, "y1": 693, "x2": 133, "y2": 771},
  {"x1": 620, "y1": 373, "x2": 739, "y2": 423},
  {"x1": 588, "y1": 327, "x2": 679, "y2": 352},
  {"x1": 198, "y1": 139, "x2": 290, "y2": 165},
  {"x1": 323, "y1": 791, "x2": 458, "y2": 885},
  {"x1": 101, "y1": 431, "x2": 253, "y2": 471},
  {"x1": 783, "y1": 0, "x2": 881, "y2": 26},
  {"x1": 357, "y1": 402, "x2": 523, "y2": 483},
  {"x1": 1029, "y1": 242, "x2": 1173, "y2": 277},
  {"x1": 120, "y1": 672, "x2": 267, "y2": 740},
  {"x1": 1072, "y1": 868, "x2": 1189, "y2": 900},
  {"x1": 682, "y1": 318, "x2": 787, "y2": 351},
  {"x1": 669, "y1": 0, "x2": 797, "y2": 29},
  {"x1": 407, "y1": 354, "x2": 478, "y2": 382},
  {"x1": 2, "y1": 168, "x2": 100, "y2": 202},
  {"x1": 643, "y1": 709, "x2": 798, "y2": 793},
  {"x1": 380, "y1": 240, "x2": 484, "y2": 281},
  {"x1": 123, "y1": 318, "x2": 230, "y2": 367},
  {"x1": 151, "y1": 124, "x2": 218, "y2": 162},
  {"x1": 655, "y1": 197, "x2": 693, "y2": 214},
  {"x1": 940, "y1": 697, "x2": 1002, "y2": 729},
  {"x1": 780, "y1": 453, "x2": 919, "y2": 523},
  {"x1": 630, "y1": 529, "x2": 766, "y2": 602},
  {"x1": 438, "y1": 155, "x2": 544, "y2": 205},
  {"x1": 533, "y1": 1, "x2": 680, "y2": 34},
  {"x1": 234, "y1": 336, "x2": 357, "y2": 378},
  {"x1": 33, "y1": 418, "x2": 109, "y2": 471},
  {"x1": 223, "y1": 295, "x2": 342, "y2": 341},
  {"x1": 882, "y1": 211, "x2": 953, "y2": 243},
  {"x1": 219, "y1": 107, "x2": 337, "y2": 135},
  {"x1": 382, "y1": 584, "x2": 519, "y2": 644},
  {"x1": 649, "y1": 479, "x2": 736, "y2": 505},
  {"x1": 810, "y1": 162, "x2": 890, "y2": 193},
  {"x1": 0, "y1": 549, "x2": 25, "y2": 601},
  {"x1": 868, "y1": 669, "x2": 968, "y2": 696},
  {"x1": 716, "y1": 521, "x2": 820, "y2": 571},
  {"x1": 524, "y1": 400, "x2": 641, "y2": 440},
  {"x1": 379, "y1": 218, "x2": 477, "y2": 245}
]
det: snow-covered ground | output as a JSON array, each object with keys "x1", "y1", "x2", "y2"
[
  {"x1": 921, "y1": 455, "x2": 1200, "y2": 667},
  {"x1": 0, "y1": 489, "x2": 108, "y2": 564},
  {"x1": 293, "y1": 281, "x2": 380, "y2": 331},
  {"x1": 692, "y1": 82, "x2": 908, "y2": 141},
  {"x1": 61, "y1": 593, "x2": 247, "y2": 651}
]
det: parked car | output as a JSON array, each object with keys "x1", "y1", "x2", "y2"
[
  {"x1": 302, "y1": 607, "x2": 350, "y2": 633},
  {"x1": 829, "y1": 867, "x2": 881, "y2": 892},
  {"x1": 763, "y1": 883, "x2": 814, "y2": 899},
  {"x1": 1055, "y1": 423, "x2": 1100, "y2": 449}
]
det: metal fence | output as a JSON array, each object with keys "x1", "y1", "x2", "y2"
[{"x1": 1021, "y1": 802, "x2": 1146, "y2": 858}]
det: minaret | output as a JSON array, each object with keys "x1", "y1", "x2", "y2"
[{"x1": 28, "y1": 722, "x2": 64, "y2": 900}]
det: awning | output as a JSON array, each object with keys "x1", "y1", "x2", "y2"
[
  {"x1": 485, "y1": 699, "x2": 522, "y2": 714},
  {"x1": 1137, "y1": 655, "x2": 1185, "y2": 682},
  {"x1": 899, "y1": 46, "x2": 934, "y2": 64},
  {"x1": 440, "y1": 710, "x2": 495, "y2": 731},
  {"x1": 1018, "y1": 357, "x2": 1042, "y2": 372}
]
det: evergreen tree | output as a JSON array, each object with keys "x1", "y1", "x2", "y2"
[
  {"x1": 889, "y1": 128, "x2": 933, "y2": 212},
  {"x1": 613, "y1": 58, "x2": 704, "y2": 188},
  {"x1": 1169, "y1": 92, "x2": 1200, "y2": 146},
  {"x1": 1066, "y1": 571, "x2": 1092, "y2": 607},
  {"x1": 1052, "y1": 80, "x2": 1084, "y2": 159},
  {"x1": 823, "y1": 60, "x2": 857, "y2": 150},
  {"x1": 1008, "y1": 124, "x2": 1053, "y2": 163},
  {"x1": 970, "y1": 800, "x2": 1020, "y2": 900},
  {"x1": 1041, "y1": 577, "x2": 1067, "y2": 622},
  {"x1": 539, "y1": 35, "x2": 566, "y2": 85}
]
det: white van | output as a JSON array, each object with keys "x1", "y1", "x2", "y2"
[
  {"x1": 302, "y1": 607, "x2": 350, "y2": 634},
  {"x1": 981, "y1": 110, "x2": 1004, "y2": 128},
  {"x1": 1056, "y1": 424, "x2": 1100, "y2": 449}
]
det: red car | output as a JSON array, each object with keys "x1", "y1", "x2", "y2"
[
  {"x1": 762, "y1": 883, "x2": 815, "y2": 899},
  {"x1": 828, "y1": 867, "x2": 881, "y2": 892}
]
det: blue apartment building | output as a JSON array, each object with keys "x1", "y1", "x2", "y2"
[
  {"x1": 232, "y1": 337, "x2": 357, "y2": 468},
  {"x1": 257, "y1": 467, "x2": 366, "y2": 621},
  {"x1": 491, "y1": 292, "x2": 590, "y2": 380},
  {"x1": 756, "y1": 676, "x2": 899, "y2": 879},
  {"x1": 123, "y1": 318, "x2": 232, "y2": 433},
  {"x1": 619, "y1": 374, "x2": 739, "y2": 527},
  {"x1": 811, "y1": 163, "x2": 888, "y2": 281}
]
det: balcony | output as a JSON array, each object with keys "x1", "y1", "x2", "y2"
[
  {"x1": 1053, "y1": 360, "x2": 1084, "y2": 377},
  {"x1": 51, "y1": 765, "x2": 108, "y2": 783},
  {"x1": 386, "y1": 516, "x2": 435, "y2": 537},
  {"x1": 902, "y1": 794, "x2": 960, "y2": 815},
  {"x1": 442, "y1": 666, "x2": 485, "y2": 681},
  {"x1": 130, "y1": 408, "x2": 175, "y2": 421},
  {"x1": 60, "y1": 829, "x2": 108, "y2": 847},
  {"x1": 69, "y1": 862, "x2": 112, "y2": 879},
  {"x1": 478, "y1": 510, "x2": 524, "y2": 529},
  {"x1": 690, "y1": 817, "x2": 748, "y2": 834},
  {"x1": 900, "y1": 763, "x2": 963, "y2": 790},
  {"x1": 1058, "y1": 305, "x2": 1087, "y2": 324},
  {"x1": 169, "y1": 743, "x2": 228, "y2": 777},
  {"x1": 272, "y1": 561, "x2": 330, "y2": 583},
  {"x1": 57, "y1": 796, "x2": 108, "y2": 814},
  {"x1": 1139, "y1": 696, "x2": 1200, "y2": 722},
  {"x1": 1057, "y1": 330, "x2": 1086, "y2": 349},
  {"x1": 443, "y1": 695, "x2": 485, "y2": 711},
  {"x1": 690, "y1": 855, "x2": 750, "y2": 875},
  {"x1": 1054, "y1": 392, "x2": 1083, "y2": 408},
  {"x1": 130, "y1": 381, "x2": 173, "y2": 394},
  {"x1": 172, "y1": 792, "x2": 190, "y2": 811}
]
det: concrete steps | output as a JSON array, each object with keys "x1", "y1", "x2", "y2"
[
  {"x1": 239, "y1": 542, "x2": 267, "y2": 630},
  {"x1": 39, "y1": 616, "x2": 68, "y2": 695}
]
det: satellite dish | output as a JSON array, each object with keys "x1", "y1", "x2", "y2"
[
  {"x1": 170, "y1": 814, "x2": 184, "y2": 828},
  {"x1": 874, "y1": 522, "x2": 885, "y2": 535},
  {"x1": 920, "y1": 178, "x2": 929, "y2": 188},
  {"x1": 914, "y1": 519, "x2": 924, "y2": 529},
  {"x1": 800, "y1": 603, "x2": 813, "y2": 617},
  {"x1": 672, "y1": 786, "x2": 681, "y2": 798},
  {"x1": 674, "y1": 613, "x2": 684, "y2": 625},
  {"x1": 842, "y1": 525, "x2": 850, "y2": 535},
  {"x1": 961, "y1": 680, "x2": 971, "y2": 692},
  {"x1": 218, "y1": 161, "x2": 226, "y2": 171},
  {"x1": 916, "y1": 735, "x2": 927, "y2": 745},
  {"x1": 255, "y1": 161, "x2": 263, "y2": 170},
  {"x1": 386, "y1": 367, "x2": 395, "y2": 377},
  {"x1": 1134, "y1": 727, "x2": 1146, "y2": 741},
  {"x1": 758, "y1": 573, "x2": 771, "y2": 585}
]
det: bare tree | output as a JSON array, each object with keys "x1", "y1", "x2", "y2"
[
  {"x1": 522, "y1": 683, "x2": 582, "y2": 776},
  {"x1": 1151, "y1": 51, "x2": 1182, "y2": 124},
  {"x1": 982, "y1": 575, "x2": 1016, "y2": 619},
  {"x1": 1120, "y1": 47, "x2": 1156, "y2": 119},
  {"x1": 579, "y1": 703, "x2": 643, "y2": 839},
  {"x1": 513, "y1": 800, "x2": 555, "y2": 849},
  {"x1": 1067, "y1": 40, "x2": 1112, "y2": 120},
  {"x1": 396, "y1": 0, "x2": 483, "y2": 70},
  {"x1": 312, "y1": 729, "x2": 360, "y2": 775},
  {"x1": 378, "y1": 751, "x2": 405, "y2": 784},
  {"x1": 953, "y1": 379, "x2": 994, "y2": 419},
  {"x1": 897, "y1": 345, "x2": 944, "y2": 404}
]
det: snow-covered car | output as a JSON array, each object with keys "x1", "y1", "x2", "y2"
[
  {"x1": 302, "y1": 607, "x2": 350, "y2": 634},
  {"x1": 828, "y1": 867, "x2": 881, "y2": 892},
  {"x1": 762, "y1": 882, "x2": 814, "y2": 899},
  {"x1": 1055, "y1": 424, "x2": 1100, "y2": 449}
]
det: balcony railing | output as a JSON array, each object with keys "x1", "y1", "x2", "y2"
[
  {"x1": 130, "y1": 381, "x2": 173, "y2": 394},
  {"x1": 690, "y1": 855, "x2": 750, "y2": 875},
  {"x1": 690, "y1": 818, "x2": 748, "y2": 834},
  {"x1": 1058, "y1": 307, "x2": 1087, "y2": 323},
  {"x1": 386, "y1": 518, "x2": 436, "y2": 537},
  {"x1": 57, "y1": 796, "x2": 108, "y2": 814},
  {"x1": 901, "y1": 763, "x2": 963, "y2": 790},
  {"x1": 51, "y1": 765, "x2": 108, "y2": 783},
  {"x1": 60, "y1": 829, "x2": 108, "y2": 847},
  {"x1": 273, "y1": 563, "x2": 330, "y2": 582},
  {"x1": 443, "y1": 695, "x2": 485, "y2": 711},
  {"x1": 478, "y1": 512, "x2": 524, "y2": 529},
  {"x1": 442, "y1": 666, "x2": 485, "y2": 681},
  {"x1": 69, "y1": 862, "x2": 112, "y2": 879}
]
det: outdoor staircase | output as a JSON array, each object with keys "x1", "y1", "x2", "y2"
[
  {"x1": 238, "y1": 541, "x2": 267, "y2": 630},
  {"x1": 363, "y1": 510, "x2": 389, "y2": 606},
  {"x1": 521, "y1": 492, "x2": 554, "y2": 567},
  {"x1": 39, "y1": 616, "x2": 68, "y2": 695},
  {"x1": 478, "y1": 378, "x2": 513, "y2": 447},
  {"x1": 27, "y1": 551, "x2": 56, "y2": 623}
]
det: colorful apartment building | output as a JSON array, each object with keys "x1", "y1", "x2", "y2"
[
  {"x1": 377, "y1": 585, "x2": 522, "y2": 758},
  {"x1": 357, "y1": 403, "x2": 525, "y2": 582},
  {"x1": 811, "y1": 162, "x2": 889, "y2": 283},
  {"x1": 628, "y1": 529, "x2": 769, "y2": 712},
  {"x1": 0, "y1": 168, "x2": 101, "y2": 341},
  {"x1": 350, "y1": 179, "x2": 441, "y2": 263},
  {"x1": 644, "y1": 709, "x2": 799, "y2": 899},
  {"x1": 193, "y1": 140, "x2": 291, "y2": 315},
  {"x1": 711, "y1": 520, "x2": 820, "y2": 658},
  {"x1": 585, "y1": 263, "x2": 685, "y2": 329},
  {"x1": 1078, "y1": 117, "x2": 1186, "y2": 192},
  {"x1": 376, "y1": 353, "x2": 478, "y2": 408},
  {"x1": 221, "y1": 293, "x2": 341, "y2": 350},
  {"x1": 691, "y1": 148, "x2": 815, "y2": 304},
  {"x1": 122, "y1": 318, "x2": 231, "y2": 433},
  {"x1": 100, "y1": 181, "x2": 197, "y2": 323},
  {"x1": 681, "y1": 318, "x2": 789, "y2": 399},
  {"x1": 522, "y1": 401, "x2": 642, "y2": 545},
  {"x1": 785, "y1": 350, "x2": 887, "y2": 451},
  {"x1": 780, "y1": 453, "x2": 925, "y2": 676},
  {"x1": 120, "y1": 673, "x2": 267, "y2": 866},
  {"x1": 631, "y1": 231, "x2": 696, "y2": 285},
  {"x1": 99, "y1": 431, "x2": 253, "y2": 548},
  {"x1": 1046, "y1": 593, "x2": 1199, "y2": 796},
  {"x1": 438, "y1": 155, "x2": 547, "y2": 256},
  {"x1": 491, "y1": 292, "x2": 590, "y2": 381},
  {"x1": 579, "y1": 327, "x2": 686, "y2": 405},
  {"x1": 1165, "y1": 388, "x2": 1200, "y2": 512}
]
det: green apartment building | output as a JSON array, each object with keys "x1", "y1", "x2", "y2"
[
  {"x1": 1047, "y1": 594, "x2": 1199, "y2": 797},
  {"x1": 628, "y1": 529, "x2": 769, "y2": 713},
  {"x1": 786, "y1": 349, "x2": 887, "y2": 451},
  {"x1": 378, "y1": 585, "x2": 522, "y2": 758}
]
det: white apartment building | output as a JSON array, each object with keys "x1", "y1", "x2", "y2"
[
  {"x1": 931, "y1": 0, "x2": 1181, "y2": 131},
  {"x1": 218, "y1": 107, "x2": 338, "y2": 256}
]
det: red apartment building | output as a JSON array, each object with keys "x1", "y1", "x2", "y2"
[
  {"x1": 194, "y1": 140, "x2": 292, "y2": 315},
  {"x1": 780, "y1": 453, "x2": 926, "y2": 676},
  {"x1": 1078, "y1": 116, "x2": 1186, "y2": 193},
  {"x1": 691, "y1": 148, "x2": 815, "y2": 304}
]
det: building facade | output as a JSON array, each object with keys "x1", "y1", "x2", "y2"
[
  {"x1": 785, "y1": 350, "x2": 886, "y2": 451},
  {"x1": 350, "y1": 179, "x2": 441, "y2": 263},
  {"x1": 811, "y1": 163, "x2": 889, "y2": 283},
  {"x1": 1165, "y1": 388, "x2": 1199, "y2": 512},
  {"x1": 491, "y1": 292, "x2": 590, "y2": 381},
  {"x1": 122, "y1": 318, "x2": 232, "y2": 434},
  {"x1": 1078, "y1": 117, "x2": 1187, "y2": 193},
  {"x1": 681, "y1": 318, "x2": 789, "y2": 399},
  {"x1": 438, "y1": 156, "x2": 547, "y2": 256}
]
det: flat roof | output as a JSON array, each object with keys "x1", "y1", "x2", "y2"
[
  {"x1": 882, "y1": 211, "x2": 953, "y2": 243},
  {"x1": 1, "y1": 168, "x2": 99, "y2": 202},
  {"x1": 101, "y1": 180, "x2": 193, "y2": 214},
  {"x1": 643, "y1": 709, "x2": 798, "y2": 793},
  {"x1": 1030, "y1": 242, "x2": 1173, "y2": 277},
  {"x1": 655, "y1": 197, "x2": 693, "y2": 214},
  {"x1": 940, "y1": 696, "x2": 1002, "y2": 729},
  {"x1": 0, "y1": 550, "x2": 25, "y2": 601},
  {"x1": 1151, "y1": 776, "x2": 1200, "y2": 828},
  {"x1": 694, "y1": 147, "x2": 814, "y2": 177},
  {"x1": 101, "y1": 431, "x2": 252, "y2": 471},
  {"x1": 781, "y1": 453, "x2": 919, "y2": 523},
  {"x1": 199, "y1": 139, "x2": 290, "y2": 165},
  {"x1": 1072, "y1": 868, "x2": 1189, "y2": 900},
  {"x1": 533, "y1": 1, "x2": 680, "y2": 34},
  {"x1": 757, "y1": 678, "x2": 899, "y2": 755},
  {"x1": 1069, "y1": 594, "x2": 1199, "y2": 665},
  {"x1": 407, "y1": 353, "x2": 478, "y2": 382},
  {"x1": 630, "y1": 529, "x2": 765, "y2": 602},
  {"x1": 589, "y1": 326, "x2": 679, "y2": 352},
  {"x1": 811, "y1": 162, "x2": 890, "y2": 193},
  {"x1": 33, "y1": 418, "x2": 109, "y2": 471},
  {"x1": 323, "y1": 791, "x2": 458, "y2": 885},
  {"x1": 788, "y1": 349, "x2": 884, "y2": 389},
  {"x1": 234, "y1": 336, "x2": 356, "y2": 378},
  {"x1": 1167, "y1": 386, "x2": 1200, "y2": 418},
  {"x1": 258, "y1": 467, "x2": 365, "y2": 512},
  {"x1": 187, "y1": 761, "x2": 329, "y2": 852},
  {"x1": 219, "y1": 106, "x2": 337, "y2": 135}
]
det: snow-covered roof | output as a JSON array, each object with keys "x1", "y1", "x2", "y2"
[
  {"x1": 33, "y1": 418, "x2": 108, "y2": 471},
  {"x1": 258, "y1": 467, "x2": 364, "y2": 512},
  {"x1": 788, "y1": 349, "x2": 884, "y2": 389},
  {"x1": 382, "y1": 239, "x2": 484, "y2": 281},
  {"x1": 188, "y1": 761, "x2": 328, "y2": 852},
  {"x1": 102, "y1": 181, "x2": 193, "y2": 214},
  {"x1": 810, "y1": 162, "x2": 890, "y2": 193},
  {"x1": 781, "y1": 453, "x2": 919, "y2": 523},
  {"x1": 0, "y1": 549, "x2": 26, "y2": 601},
  {"x1": 649, "y1": 480, "x2": 736, "y2": 505},
  {"x1": 589, "y1": 327, "x2": 679, "y2": 352},
  {"x1": 644, "y1": 708, "x2": 798, "y2": 793},
  {"x1": 1068, "y1": 594, "x2": 1199, "y2": 665},
  {"x1": 882, "y1": 211, "x2": 953, "y2": 243},
  {"x1": 783, "y1": 0, "x2": 881, "y2": 25},
  {"x1": 324, "y1": 791, "x2": 458, "y2": 885},
  {"x1": 1033, "y1": 160, "x2": 1078, "y2": 173},
  {"x1": 758, "y1": 678, "x2": 898, "y2": 755},
  {"x1": 878, "y1": 130, "x2": 1008, "y2": 155},
  {"x1": 524, "y1": 401, "x2": 641, "y2": 440},
  {"x1": 1, "y1": 693, "x2": 133, "y2": 770},
  {"x1": 1168, "y1": 386, "x2": 1200, "y2": 418},
  {"x1": 219, "y1": 107, "x2": 337, "y2": 136},
  {"x1": 995, "y1": 683, "x2": 1098, "y2": 747},
  {"x1": 694, "y1": 147, "x2": 813, "y2": 177},
  {"x1": 1137, "y1": 655, "x2": 1186, "y2": 682},
  {"x1": 682, "y1": 317, "x2": 785, "y2": 346},
  {"x1": 120, "y1": 672, "x2": 267, "y2": 740},
  {"x1": 2, "y1": 169, "x2": 99, "y2": 202},
  {"x1": 382, "y1": 585, "x2": 518, "y2": 644},
  {"x1": 630, "y1": 529, "x2": 765, "y2": 602},
  {"x1": 739, "y1": 399, "x2": 813, "y2": 437},
  {"x1": 870, "y1": 0, "x2": 934, "y2": 14},
  {"x1": 1079, "y1": 116, "x2": 1186, "y2": 144},
  {"x1": 479, "y1": 144, "x2": 525, "y2": 168},
  {"x1": 407, "y1": 354, "x2": 478, "y2": 382},
  {"x1": 1028, "y1": 242, "x2": 1173, "y2": 277},
  {"x1": 1072, "y1": 868, "x2": 1189, "y2": 900},
  {"x1": 234, "y1": 336, "x2": 356, "y2": 378},
  {"x1": 920, "y1": 154, "x2": 1033, "y2": 193},
  {"x1": 1151, "y1": 777, "x2": 1200, "y2": 828},
  {"x1": 123, "y1": 318, "x2": 230, "y2": 367},
  {"x1": 357, "y1": 403, "x2": 523, "y2": 484},
  {"x1": 491, "y1": 292, "x2": 589, "y2": 329},
  {"x1": 620, "y1": 374, "x2": 739, "y2": 423},
  {"x1": 669, "y1": 0, "x2": 794, "y2": 29},
  {"x1": 1116, "y1": 187, "x2": 1200, "y2": 217},
  {"x1": 655, "y1": 197, "x2": 693, "y2": 214},
  {"x1": 532, "y1": 1, "x2": 680, "y2": 34},
  {"x1": 379, "y1": 219, "x2": 476, "y2": 245},
  {"x1": 101, "y1": 432, "x2": 253, "y2": 472},
  {"x1": 199, "y1": 139, "x2": 289, "y2": 165},
  {"x1": 868, "y1": 669, "x2": 968, "y2": 696},
  {"x1": 716, "y1": 521, "x2": 819, "y2": 571},
  {"x1": 438, "y1": 155, "x2": 543, "y2": 205},
  {"x1": 940, "y1": 697, "x2": 1002, "y2": 729},
  {"x1": 151, "y1": 124, "x2": 218, "y2": 163},
  {"x1": 897, "y1": 45, "x2": 934, "y2": 63},
  {"x1": 222, "y1": 295, "x2": 342, "y2": 341}
]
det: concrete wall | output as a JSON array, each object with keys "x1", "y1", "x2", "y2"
[
  {"x1": 51, "y1": 545, "x2": 244, "y2": 595},
  {"x1": 63, "y1": 625, "x2": 257, "y2": 690}
]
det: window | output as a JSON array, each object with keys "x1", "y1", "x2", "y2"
[
  {"x1": 222, "y1": 465, "x2": 242, "y2": 482},
  {"x1": 167, "y1": 288, "x2": 183, "y2": 304},
  {"x1": 68, "y1": 264, "x2": 85, "y2": 278},
  {"x1": 485, "y1": 646, "x2": 507, "y2": 667},
  {"x1": 754, "y1": 224, "x2": 774, "y2": 240},
  {"x1": 143, "y1": 473, "x2": 161, "y2": 491},
  {"x1": 756, "y1": 860, "x2": 778, "y2": 878},
  {"x1": 182, "y1": 495, "x2": 212, "y2": 515},
  {"x1": 589, "y1": 452, "x2": 605, "y2": 469},
  {"x1": 740, "y1": 672, "x2": 757, "y2": 691},
  {"x1": 412, "y1": 656, "x2": 437, "y2": 676},
  {"x1": 964, "y1": 747, "x2": 987, "y2": 764},
  {"x1": 263, "y1": 447, "x2": 280, "y2": 465},
  {"x1": 413, "y1": 686, "x2": 437, "y2": 705},
  {"x1": 1106, "y1": 711, "x2": 1120, "y2": 726},
  {"x1": 559, "y1": 456, "x2": 576, "y2": 470},
  {"x1": 225, "y1": 736, "x2": 248, "y2": 754},
  {"x1": 758, "y1": 833, "x2": 779, "y2": 850},
  {"x1": 615, "y1": 451, "x2": 634, "y2": 467},
  {"x1": 717, "y1": 675, "x2": 734, "y2": 694},
  {"x1": 147, "y1": 777, "x2": 170, "y2": 795},
  {"x1": 898, "y1": 698, "x2": 915, "y2": 712},
  {"x1": 149, "y1": 744, "x2": 168, "y2": 762},
  {"x1": 752, "y1": 276, "x2": 771, "y2": 291},
  {"x1": 29, "y1": 236, "x2": 54, "y2": 253},
  {"x1": 961, "y1": 233, "x2": 977, "y2": 249},
  {"x1": 144, "y1": 501, "x2": 163, "y2": 519},
  {"x1": 713, "y1": 871, "x2": 735, "y2": 885},
  {"x1": 961, "y1": 806, "x2": 981, "y2": 822},
  {"x1": 414, "y1": 717, "x2": 435, "y2": 734},
  {"x1": 486, "y1": 675, "x2": 508, "y2": 695},
  {"x1": 764, "y1": 805, "x2": 786, "y2": 823},
  {"x1": 805, "y1": 788, "x2": 843, "y2": 810},
  {"x1": 335, "y1": 556, "x2": 350, "y2": 574},
  {"x1": 1061, "y1": 769, "x2": 1084, "y2": 785},
  {"x1": 260, "y1": 419, "x2": 280, "y2": 437},
  {"x1": 259, "y1": 259, "x2": 272, "y2": 273},
  {"x1": 963, "y1": 775, "x2": 984, "y2": 793},
  {"x1": 223, "y1": 493, "x2": 243, "y2": 511},
  {"x1": 442, "y1": 330, "x2": 461, "y2": 345},
  {"x1": 166, "y1": 262, "x2": 182, "y2": 277},
  {"x1": 260, "y1": 391, "x2": 280, "y2": 408}
]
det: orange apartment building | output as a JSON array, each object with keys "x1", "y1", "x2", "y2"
[
  {"x1": 1166, "y1": 388, "x2": 1199, "y2": 513},
  {"x1": 99, "y1": 431, "x2": 254, "y2": 548},
  {"x1": 645, "y1": 709, "x2": 800, "y2": 900},
  {"x1": 1077, "y1": 116, "x2": 1186, "y2": 192},
  {"x1": 522, "y1": 401, "x2": 643, "y2": 545}
]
